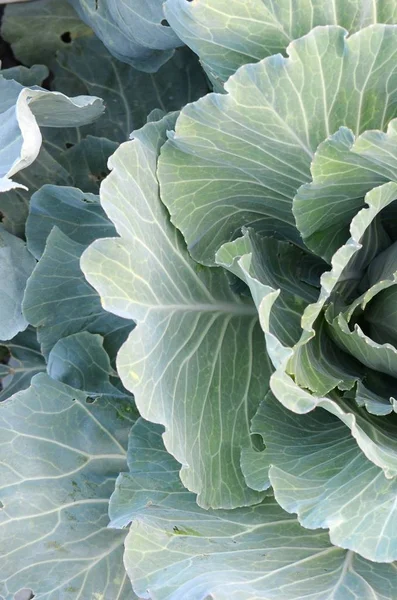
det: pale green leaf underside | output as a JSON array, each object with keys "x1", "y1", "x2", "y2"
[
  {"x1": 0, "y1": 373, "x2": 136, "y2": 600},
  {"x1": 165, "y1": 0, "x2": 397, "y2": 82},
  {"x1": 82, "y1": 113, "x2": 272, "y2": 509},
  {"x1": 0, "y1": 64, "x2": 72, "y2": 234},
  {"x1": 158, "y1": 25, "x2": 397, "y2": 265},
  {"x1": 113, "y1": 418, "x2": 397, "y2": 600},
  {"x1": 242, "y1": 394, "x2": 397, "y2": 562}
]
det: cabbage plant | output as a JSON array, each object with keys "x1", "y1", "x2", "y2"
[{"x1": 1, "y1": 1, "x2": 397, "y2": 599}]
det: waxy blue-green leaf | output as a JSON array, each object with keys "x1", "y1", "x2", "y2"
[
  {"x1": 68, "y1": 0, "x2": 182, "y2": 72},
  {"x1": 2, "y1": 0, "x2": 92, "y2": 67},
  {"x1": 109, "y1": 418, "x2": 184, "y2": 530},
  {"x1": 26, "y1": 185, "x2": 115, "y2": 259},
  {"x1": 23, "y1": 228, "x2": 133, "y2": 361},
  {"x1": 51, "y1": 36, "x2": 208, "y2": 142},
  {"x1": 0, "y1": 147, "x2": 71, "y2": 237},
  {"x1": 159, "y1": 25, "x2": 397, "y2": 265},
  {"x1": 111, "y1": 418, "x2": 397, "y2": 600},
  {"x1": 0, "y1": 327, "x2": 45, "y2": 402},
  {"x1": 58, "y1": 136, "x2": 118, "y2": 193},
  {"x1": 81, "y1": 113, "x2": 272, "y2": 509},
  {"x1": 0, "y1": 64, "x2": 49, "y2": 88},
  {"x1": 165, "y1": 0, "x2": 397, "y2": 83},
  {"x1": 0, "y1": 226, "x2": 36, "y2": 340},
  {"x1": 47, "y1": 331, "x2": 126, "y2": 398},
  {"x1": 242, "y1": 394, "x2": 397, "y2": 562},
  {"x1": 0, "y1": 373, "x2": 136, "y2": 600},
  {"x1": 3, "y1": 135, "x2": 114, "y2": 239}
]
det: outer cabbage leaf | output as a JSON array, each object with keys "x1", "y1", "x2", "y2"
[
  {"x1": 0, "y1": 373, "x2": 137, "y2": 600},
  {"x1": 0, "y1": 58, "x2": 108, "y2": 234},
  {"x1": 58, "y1": 136, "x2": 118, "y2": 193},
  {"x1": 158, "y1": 24, "x2": 397, "y2": 265},
  {"x1": 242, "y1": 393, "x2": 397, "y2": 562},
  {"x1": 51, "y1": 36, "x2": 209, "y2": 142},
  {"x1": 23, "y1": 227, "x2": 133, "y2": 361},
  {"x1": 0, "y1": 226, "x2": 35, "y2": 340},
  {"x1": 165, "y1": 0, "x2": 397, "y2": 83},
  {"x1": 47, "y1": 331, "x2": 126, "y2": 398},
  {"x1": 26, "y1": 185, "x2": 115, "y2": 259},
  {"x1": 2, "y1": 0, "x2": 92, "y2": 67},
  {"x1": 0, "y1": 62, "x2": 72, "y2": 234},
  {"x1": 0, "y1": 64, "x2": 49, "y2": 87},
  {"x1": 6, "y1": 133, "x2": 115, "y2": 235},
  {"x1": 81, "y1": 113, "x2": 272, "y2": 509},
  {"x1": 0, "y1": 149, "x2": 72, "y2": 237},
  {"x1": 0, "y1": 76, "x2": 103, "y2": 191},
  {"x1": 109, "y1": 417, "x2": 397, "y2": 600},
  {"x1": 68, "y1": 0, "x2": 182, "y2": 72},
  {"x1": 0, "y1": 327, "x2": 45, "y2": 401}
]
